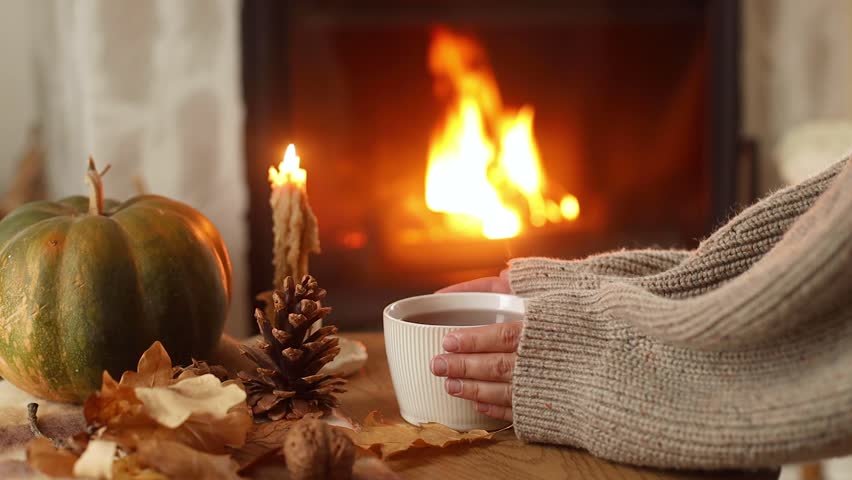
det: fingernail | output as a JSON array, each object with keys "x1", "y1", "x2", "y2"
[
  {"x1": 445, "y1": 379, "x2": 461, "y2": 395},
  {"x1": 431, "y1": 357, "x2": 448, "y2": 376},
  {"x1": 443, "y1": 335, "x2": 459, "y2": 352},
  {"x1": 476, "y1": 403, "x2": 489, "y2": 413}
]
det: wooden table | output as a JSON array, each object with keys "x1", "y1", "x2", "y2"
[{"x1": 340, "y1": 332, "x2": 779, "y2": 480}]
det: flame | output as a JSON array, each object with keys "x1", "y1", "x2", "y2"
[
  {"x1": 269, "y1": 144, "x2": 307, "y2": 187},
  {"x1": 425, "y1": 28, "x2": 578, "y2": 239}
]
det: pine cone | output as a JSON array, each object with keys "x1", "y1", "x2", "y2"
[{"x1": 238, "y1": 275, "x2": 346, "y2": 421}]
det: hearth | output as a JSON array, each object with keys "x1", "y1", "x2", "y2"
[{"x1": 242, "y1": 0, "x2": 740, "y2": 329}]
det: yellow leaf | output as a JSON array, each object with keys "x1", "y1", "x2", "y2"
[
  {"x1": 347, "y1": 411, "x2": 494, "y2": 459},
  {"x1": 134, "y1": 374, "x2": 246, "y2": 428}
]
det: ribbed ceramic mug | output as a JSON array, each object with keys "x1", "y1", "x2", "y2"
[{"x1": 383, "y1": 292, "x2": 522, "y2": 431}]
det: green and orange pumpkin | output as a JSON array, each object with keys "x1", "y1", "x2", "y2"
[{"x1": 0, "y1": 159, "x2": 231, "y2": 402}]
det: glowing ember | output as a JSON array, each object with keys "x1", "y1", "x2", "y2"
[
  {"x1": 425, "y1": 27, "x2": 578, "y2": 239},
  {"x1": 560, "y1": 194, "x2": 580, "y2": 221},
  {"x1": 269, "y1": 144, "x2": 307, "y2": 187}
]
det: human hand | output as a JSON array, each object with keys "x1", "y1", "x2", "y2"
[
  {"x1": 435, "y1": 269, "x2": 511, "y2": 294},
  {"x1": 429, "y1": 321, "x2": 523, "y2": 422}
]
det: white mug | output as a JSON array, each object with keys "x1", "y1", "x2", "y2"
[{"x1": 383, "y1": 292, "x2": 523, "y2": 431}]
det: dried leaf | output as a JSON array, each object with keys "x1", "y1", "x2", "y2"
[
  {"x1": 231, "y1": 412, "x2": 323, "y2": 469},
  {"x1": 84, "y1": 372, "x2": 150, "y2": 430},
  {"x1": 348, "y1": 411, "x2": 494, "y2": 459},
  {"x1": 86, "y1": 344, "x2": 252, "y2": 454},
  {"x1": 173, "y1": 359, "x2": 231, "y2": 382},
  {"x1": 73, "y1": 439, "x2": 118, "y2": 479},
  {"x1": 112, "y1": 455, "x2": 168, "y2": 480},
  {"x1": 165, "y1": 399, "x2": 253, "y2": 453},
  {"x1": 134, "y1": 374, "x2": 246, "y2": 428},
  {"x1": 136, "y1": 439, "x2": 242, "y2": 480},
  {"x1": 120, "y1": 341, "x2": 173, "y2": 388},
  {"x1": 26, "y1": 437, "x2": 78, "y2": 477}
]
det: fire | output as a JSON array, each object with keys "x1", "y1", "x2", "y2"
[
  {"x1": 269, "y1": 144, "x2": 307, "y2": 187},
  {"x1": 425, "y1": 28, "x2": 578, "y2": 239}
]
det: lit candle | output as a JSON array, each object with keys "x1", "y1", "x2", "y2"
[{"x1": 269, "y1": 144, "x2": 320, "y2": 289}]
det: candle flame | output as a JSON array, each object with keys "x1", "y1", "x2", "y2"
[{"x1": 269, "y1": 144, "x2": 307, "y2": 187}]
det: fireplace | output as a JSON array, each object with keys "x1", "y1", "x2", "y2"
[{"x1": 242, "y1": 0, "x2": 740, "y2": 329}]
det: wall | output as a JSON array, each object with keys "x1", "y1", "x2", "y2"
[{"x1": 0, "y1": 0, "x2": 37, "y2": 191}]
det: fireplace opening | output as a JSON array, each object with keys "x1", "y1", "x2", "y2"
[{"x1": 243, "y1": 1, "x2": 740, "y2": 329}]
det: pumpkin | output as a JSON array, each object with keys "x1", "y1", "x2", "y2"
[{"x1": 0, "y1": 159, "x2": 231, "y2": 402}]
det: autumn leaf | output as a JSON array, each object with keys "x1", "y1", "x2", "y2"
[
  {"x1": 169, "y1": 396, "x2": 253, "y2": 453},
  {"x1": 28, "y1": 341, "x2": 253, "y2": 479},
  {"x1": 119, "y1": 341, "x2": 173, "y2": 388},
  {"x1": 112, "y1": 455, "x2": 168, "y2": 480},
  {"x1": 231, "y1": 412, "x2": 324, "y2": 469},
  {"x1": 84, "y1": 372, "x2": 150, "y2": 430},
  {"x1": 26, "y1": 437, "x2": 78, "y2": 477},
  {"x1": 85, "y1": 342, "x2": 252, "y2": 454},
  {"x1": 347, "y1": 411, "x2": 494, "y2": 459},
  {"x1": 135, "y1": 439, "x2": 242, "y2": 480},
  {"x1": 72, "y1": 439, "x2": 118, "y2": 479},
  {"x1": 134, "y1": 375, "x2": 246, "y2": 428}
]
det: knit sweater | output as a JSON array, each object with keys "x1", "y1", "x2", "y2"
[{"x1": 508, "y1": 158, "x2": 851, "y2": 469}]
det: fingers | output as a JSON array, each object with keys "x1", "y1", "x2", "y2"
[
  {"x1": 475, "y1": 403, "x2": 513, "y2": 422},
  {"x1": 431, "y1": 353, "x2": 516, "y2": 382},
  {"x1": 442, "y1": 321, "x2": 523, "y2": 353},
  {"x1": 436, "y1": 276, "x2": 510, "y2": 294},
  {"x1": 444, "y1": 378, "x2": 512, "y2": 407}
]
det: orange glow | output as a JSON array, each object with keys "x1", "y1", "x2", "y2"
[
  {"x1": 340, "y1": 230, "x2": 368, "y2": 249},
  {"x1": 424, "y1": 28, "x2": 578, "y2": 239},
  {"x1": 269, "y1": 144, "x2": 307, "y2": 187}
]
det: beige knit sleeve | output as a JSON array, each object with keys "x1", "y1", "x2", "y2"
[
  {"x1": 509, "y1": 159, "x2": 852, "y2": 468},
  {"x1": 511, "y1": 158, "x2": 846, "y2": 301},
  {"x1": 509, "y1": 249, "x2": 689, "y2": 298}
]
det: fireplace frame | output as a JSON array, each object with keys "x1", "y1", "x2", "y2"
[{"x1": 241, "y1": 0, "x2": 741, "y2": 329}]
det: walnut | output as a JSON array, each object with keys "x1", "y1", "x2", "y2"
[{"x1": 284, "y1": 418, "x2": 355, "y2": 480}]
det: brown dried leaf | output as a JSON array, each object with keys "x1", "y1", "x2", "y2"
[
  {"x1": 25, "y1": 437, "x2": 78, "y2": 478},
  {"x1": 136, "y1": 439, "x2": 242, "y2": 480},
  {"x1": 120, "y1": 341, "x2": 173, "y2": 388},
  {"x1": 84, "y1": 372, "x2": 151, "y2": 431},
  {"x1": 231, "y1": 412, "x2": 323, "y2": 469},
  {"x1": 134, "y1": 375, "x2": 246, "y2": 428},
  {"x1": 85, "y1": 343, "x2": 252, "y2": 454},
  {"x1": 166, "y1": 400, "x2": 253, "y2": 453},
  {"x1": 347, "y1": 411, "x2": 494, "y2": 459},
  {"x1": 113, "y1": 455, "x2": 169, "y2": 480}
]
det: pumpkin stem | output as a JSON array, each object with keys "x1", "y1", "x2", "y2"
[{"x1": 85, "y1": 157, "x2": 111, "y2": 216}]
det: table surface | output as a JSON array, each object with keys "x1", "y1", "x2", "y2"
[{"x1": 341, "y1": 332, "x2": 779, "y2": 480}]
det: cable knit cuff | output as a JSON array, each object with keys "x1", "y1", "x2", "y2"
[
  {"x1": 511, "y1": 290, "x2": 625, "y2": 461},
  {"x1": 508, "y1": 257, "x2": 600, "y2": 298}
]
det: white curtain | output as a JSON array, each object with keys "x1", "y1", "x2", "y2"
[
  {"x1": 743, "y1": 0, "x2": 852, "y2": 190},
  {"x1": 19, "y1": 0, "x2": 250, "y2": 336}
]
